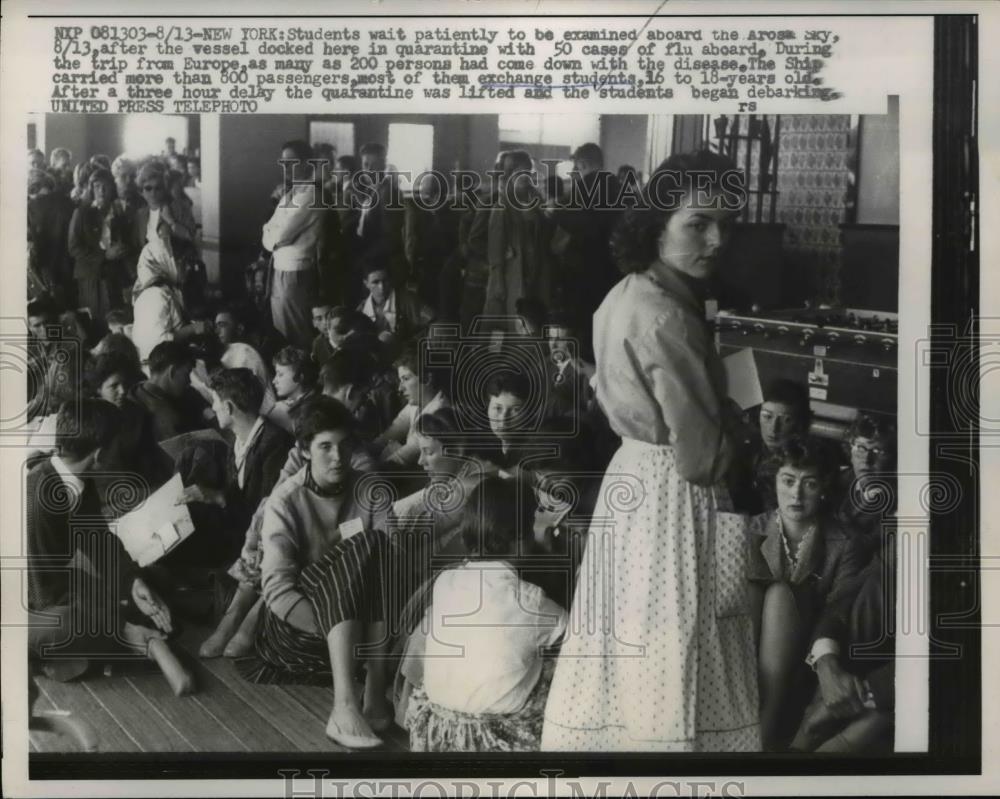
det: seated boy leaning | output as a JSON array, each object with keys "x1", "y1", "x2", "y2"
[{"x1": 26, "y1": 400, "x2": 174, "y2": 680}]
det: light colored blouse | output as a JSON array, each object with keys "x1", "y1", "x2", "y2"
[
  {"x1": 377, "y1": 391, "x2": 449, "y2": 465},
  {"x1": 592, "y1": 268, "x2": 733, "y2": 486},
  {"x1": 423, "y1": 561, "x2": 566, "y2": 714}
]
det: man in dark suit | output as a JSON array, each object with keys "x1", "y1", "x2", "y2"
[
  {"x1": 341, "y1": 142, "x2": 406, "y2": 301},
  {"x1": 547, "y1": 143, "x2": 623, "y2": 359},
  {"x1": 27, "y1": 400, "x2": 173, "y2": 680},
  {"x1": 792, "y1": 534, "x2": 895, "y2": 752},
  {"x1": 176, "y1": 368, "x2": 293, "y2": 553},
  {"x1": 403, "y1": 172, "x2": 460, "y2": 309}
]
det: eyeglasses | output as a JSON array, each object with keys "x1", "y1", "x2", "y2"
[{"x1": 851, "y1": 442, "x2": 886, "y2": 458}]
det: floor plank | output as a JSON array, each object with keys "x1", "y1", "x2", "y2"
[
  {"x1": 196, "y1": 656, "x2": 342, "y2": 752},
  {"x1": 29, "y1": 687, "x2": 75, "y2": 753},
  {"x1": 283, "y1": 684, "x2": 409, "y2": 752},
  {"x1": 185, "y1": 666, "x2": 300, "y2": 751},
  {"x1": 35, "y1": 677, "x2": 140, "y2": 753},
  {"x1": 124, "y1": 670, "x2": 248, "y2": 753},
  {"x1": 84, "y1": 679, "x2": 193, "y2": 752}
]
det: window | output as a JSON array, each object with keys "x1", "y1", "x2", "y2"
[
  {"x1": 387, "y1": 123, "x2": 434, "y2": 191},
  {"x1": 27, "y1": 114, "x2": 44, "y2": 153},
  {"x1": 123, "y1": 115, "x2": 189, "y2": 160},
  {"x1": 308, "y1": 121, "x2": 355, "y2": 161},
  {"x1": 497, "y1": 114, "x2": 601, "y2": 148}
]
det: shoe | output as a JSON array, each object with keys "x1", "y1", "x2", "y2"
[{"x1": 325, "y1": 717, "x2": 383, "y2": 749}]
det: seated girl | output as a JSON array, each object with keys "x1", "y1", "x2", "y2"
[
  {"x1": 234, "y1": 396, "x2": 390, "y2": 749},
  {"x1": 266, "y1": 346, "x2": 318, "y2": 435},
  {"x1": 405, "y1": 477, "x2": 568, "y2": 752},
  {"x1": 523, "y1": 452, "x2": 601, "y2": 612},
  {"x1": 748, "y1": 436, "x2": 866, "y2": 750},
  {"x1": 372, "y1": 345, "x2": 449, "y2": 466}
]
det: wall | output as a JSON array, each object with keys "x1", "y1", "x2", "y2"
[
  {"x1": 773, "y1": 114, "x2": 854, "y2": 304},
  {"x1": 218, "y1": 114, "x2": 505, "y2": 289},
  {"x1": 43, "y1": 113, "x2": 199, "y2": 163},
  {"x1": 856, "y1": 96, "x2": 900, "y2": 225},
  {"x1": 600, "y1": 115, "x2": 648, "y2": 176},
  {"x1": 44, "y1": 113, "x2": 129, "y2": 164},
  {"x1": 218, "y1": 115, "x2": 307, "y2": 291}
]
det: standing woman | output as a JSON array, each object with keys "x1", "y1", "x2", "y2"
[
  {"x1": 68, "y1": 168, "x2": 126, "y2": 324},
  {"x1": 542, "y1": 151, "x2": 760, "y2": 752}
]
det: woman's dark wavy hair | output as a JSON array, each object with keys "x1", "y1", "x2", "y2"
[
  {"x1": 611, "y1": 150, "x2": 745, "y2": 275},
  {"x1": 761, "y1": 435, "x2": 840, "y2": 513}
]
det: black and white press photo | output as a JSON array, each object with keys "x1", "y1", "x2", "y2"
[{"x1": 1, "y1": 2, "x2": 992, "y2": 797}]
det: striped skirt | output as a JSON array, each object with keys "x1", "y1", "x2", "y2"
[{"x1": 235, "y1": 528, "x2": 387, "y2": 685}]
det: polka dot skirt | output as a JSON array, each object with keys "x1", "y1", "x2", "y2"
[{"x1": 541, "y1": 439, "x2": 761, "y2": 752}]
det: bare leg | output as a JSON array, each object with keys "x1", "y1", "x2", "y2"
[
  {"x1": 758, "y1": 582, "x2": 803, "y2": 749},
  {"x1": 199, "y1": 583, "x2": 258, "y2": 659},
  {"x1": 223, "y1": 596, "x2": 264, "y2": 658},
  {"x1": 123, "y1": 622, "x2": 195, "y2": 696},
  {"x1": 324, "y1": 620, "x2": 381, "y2": 748},
  {"x1": 362, "y1": 621, "x2": 392, "y2": 731}
]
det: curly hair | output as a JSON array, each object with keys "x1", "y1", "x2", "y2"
[
  {"x1": 761, "y1": 435, "x2": 840, "y2": 512},
  {"x1": 610, "y1": 150, "x2": 745, "y2": 274},
  {"x1": 844, "y1": 411, "x2": 897, "y2": 467},
  {"x1": 273, "y1": 345, "x2": 318, "y2": 389}
]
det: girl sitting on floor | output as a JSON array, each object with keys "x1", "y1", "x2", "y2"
[
  {"x1": 234, "y1": 396, "x2": 390, "y2": 749},
  {"x1": 404, "y1": 476, "x2": 567, "y2": 752},
  {"x1": 748, "y1": 436, "x2": 866, "y2": 750}
]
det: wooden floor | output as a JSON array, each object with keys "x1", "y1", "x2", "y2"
[{"x1": 28, "y1": 624, "x2": 410, "y2": 754}]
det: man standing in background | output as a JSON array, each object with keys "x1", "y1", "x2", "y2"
[{"x1": 261, "y1": 140, "x2": 322, "y2": 349}]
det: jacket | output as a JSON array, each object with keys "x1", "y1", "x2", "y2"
[{"x1": 748, "y1": 510, "x2": 866, "y2": 631}]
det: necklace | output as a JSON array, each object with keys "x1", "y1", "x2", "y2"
[{"x1": 779, "y1": 516, "x2": 815, "y2": 574}]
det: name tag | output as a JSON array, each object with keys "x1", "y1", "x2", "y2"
[{"x1": 338, "y1": 517, "x2": 365, "y2": 540}]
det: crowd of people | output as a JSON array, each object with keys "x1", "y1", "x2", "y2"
[{"x1": 23, "y1": 136, "x2": 898, "y2": 754}]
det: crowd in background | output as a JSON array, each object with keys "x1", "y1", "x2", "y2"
[{"x1": 24, "y1": 135, "x2": 898, "y2": 754}]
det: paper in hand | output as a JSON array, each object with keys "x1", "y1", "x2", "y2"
[
  {"x1": 723, "y1": 348, "x2": 764, "y2": 411},
  {"x1": 113, "y1": 474, "x2": 195, "y2": 567}
]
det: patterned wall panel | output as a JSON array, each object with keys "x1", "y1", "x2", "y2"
[{"x1": 774, "y1": 114, "x2": 853, "y2": 304}]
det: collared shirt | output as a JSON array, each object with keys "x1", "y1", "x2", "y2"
[
  {"x1": 361, "y1": 289, "x2": 397, "y2": 333},
  {"x1": 592, "y1": 268, "x2": 732, "y2": 485},
  {"x1": 50, "y1": 454, "x2": 84, "y2": 505},
  {"x1": 769, "y1": 512, "x2": 819, "y2": 583},
  {"x1": 233, "y1": 417, "x2": 265, "y2": 490},
  {"x1": 146, "y1": 207, "x2": 162, "y2": 244},
  {"x1": 779, "y1": 515, "x2": 817, "y2": 576},
  {"x1": 554, "y1": 356, "x2": 572, "y2": 383},
  {"x1": 261, "y1": 184, "x2": 321, "y2": 272}
]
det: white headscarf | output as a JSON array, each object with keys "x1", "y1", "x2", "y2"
[{"x1": 132, "y1": 234, "x2": 180, "y2": 300}]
